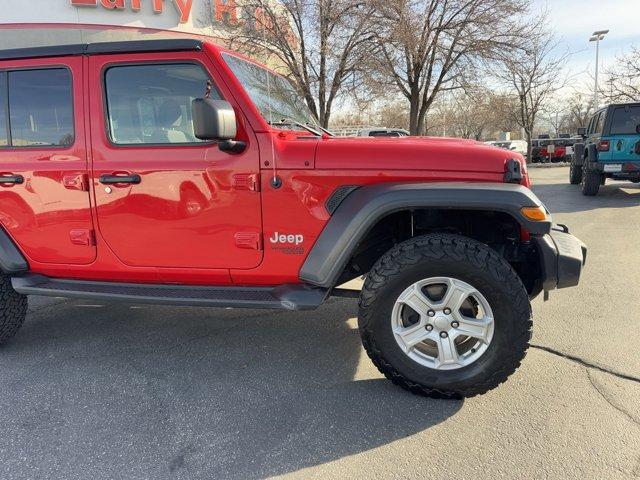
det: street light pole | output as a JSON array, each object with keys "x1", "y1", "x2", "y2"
[{"x1": 589, "y1": 30, "x2": 609, "y2": 110}]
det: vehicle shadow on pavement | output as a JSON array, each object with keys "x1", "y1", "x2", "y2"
[
  {"x1": 532, "y1": 181, "x2": 640, "y2": 214},
  {"x1": 0, "y1": 297, "x2": 462, "y2": 480}
]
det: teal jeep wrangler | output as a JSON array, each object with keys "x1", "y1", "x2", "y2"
[{"x1": 570, "y1": 103, "x2": 640, "y2": 195}]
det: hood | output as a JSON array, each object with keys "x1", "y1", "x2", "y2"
[{"x1": 315, "y1": 136, "x2": 526, "y2": 174}]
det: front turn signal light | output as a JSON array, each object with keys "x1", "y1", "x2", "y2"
[{"x1": 521, "y1": 206, "x2": 547, "y2": 221}]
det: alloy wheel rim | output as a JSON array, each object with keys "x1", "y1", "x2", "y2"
[{"x1": 391, "y1": 277, "x2": 495, "y2": 370}]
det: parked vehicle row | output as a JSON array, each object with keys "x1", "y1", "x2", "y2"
[
  {"x1": 484, "y1": 140, "x2": 528, "y2": 156},
  {"x1": 530, "y1": 138, "x2": 581, "y2": 163},
  {"x1": 486, "y1": 138, "x2": 580, "y2": 164}
]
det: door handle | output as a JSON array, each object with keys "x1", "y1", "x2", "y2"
[
  {"x1": 0, "y1": 174, "x2": 24, "y2": 185},
  {"x1": 99, "y1": 173, "x2": 141, "y2": 185}
]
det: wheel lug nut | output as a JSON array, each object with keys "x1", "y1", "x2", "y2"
[
  {"x1": 425, "y1": 324, "x2": 433, "y2": 331},
  {"x1": 451, "y1": 321, "x2": 459, "y2": 328},
  {"x1": 440, "y1": 331, "x2": 448, "y2": 338},
  {"x1": 443, "y1": 308, "x2": 451, "y2": 315},
  {"x1": 427, "y1": 310, "x2": 435, "y2": 317}
]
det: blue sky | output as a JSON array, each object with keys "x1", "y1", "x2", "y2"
[{"x1": 533, "y1": 0, "x2": 640, "y2": 93}]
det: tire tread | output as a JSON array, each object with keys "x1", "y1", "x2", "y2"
[
  {"x1": 0, "y1": 275, "x2": 28, "y2": 344},
  {"x1": 358, "y1": 234, "x2": 532, "y2": 398},
  {"x1": 581, "y1": 168, "x2": 601, "y2": 196}
]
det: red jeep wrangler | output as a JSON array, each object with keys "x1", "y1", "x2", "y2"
[{"x1": 0, "y1": 37, "x2": 586, "y2": 398}]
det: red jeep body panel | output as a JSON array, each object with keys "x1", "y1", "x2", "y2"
[{"x1": 0, "y1": 34, "x2": 530, "y2": 286}]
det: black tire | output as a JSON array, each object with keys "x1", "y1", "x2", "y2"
[
  {"x1": 0, "y1": 275, "x2": 27, "y2": 344},
  {"x1": 358, "y1": 234, "x2": 532, "y2": 399},
  {"x1": 569, "y1": 160, "x2": 582, "y2": 184},
  {"x1": 581, "y1": 167, "x2": 601, "y2": 196}
]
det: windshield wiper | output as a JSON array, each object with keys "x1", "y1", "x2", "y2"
[
  {"x1": 269, "y1": 119, "x2": 322, "y2": 137},
  {"x1": 309, "y1": 123, "x2": 336, "y2": 137}
]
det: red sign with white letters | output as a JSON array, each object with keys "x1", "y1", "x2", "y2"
[{"x1": 70, "y1": 0, "x2": 193, "y2": 23}]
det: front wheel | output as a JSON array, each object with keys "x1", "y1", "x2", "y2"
[{"x1": 358, "y1": 234, "x2": 532, "y2": 398}]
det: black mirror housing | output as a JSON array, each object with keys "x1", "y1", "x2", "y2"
[
  {"x1": 192, "y1": 98, "x2": 237, "y2": 141},
  {"x1": 577, "y1": 127, "x2": 587, "y2": 137}
]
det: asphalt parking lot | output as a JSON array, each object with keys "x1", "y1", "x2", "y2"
[{"x1": 1, "y1": 167, "x2": 639, "y2": 480}]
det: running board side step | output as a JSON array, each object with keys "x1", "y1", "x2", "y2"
[{"x1": 11, "y1": 275, "x2": 328, "y2": 311}]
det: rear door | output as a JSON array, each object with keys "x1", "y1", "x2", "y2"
[
  {"x1": 0, "y1": 57, "x2": 95, "y2": 264},
  {"x1": 87, "y1": 51, "x2": 262, "y2": 270}
]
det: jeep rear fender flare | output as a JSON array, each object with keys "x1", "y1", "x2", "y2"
[
  {"x1": 299, "y1": 182, "x2": 551, "y2": 288},
  {"x1": 584, "y1": 144, "x2": 599, "y2": 170},
  {"x1": 0, "y1": 227, "x2": 28, "y2": 274}
]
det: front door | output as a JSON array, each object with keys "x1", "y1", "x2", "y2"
[{"x1": 87, "y1": 52, "x2": 262, "y2": 270}]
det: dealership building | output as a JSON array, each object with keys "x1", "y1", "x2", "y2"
[{"x1": 1, "y1": 0, "x2": 246, "y2": 48}]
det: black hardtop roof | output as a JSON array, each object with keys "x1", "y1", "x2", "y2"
[
  {"x1": 0, "y1": 39, "x2": 203, "y2": 61},
  {"x1": 594, "y1": 102, "x2": 640, "y2": 113},
  {"x1": 608, "y1": 102, "x2": 640, "y2": 108}
]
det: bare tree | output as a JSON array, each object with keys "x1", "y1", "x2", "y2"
[
  {"x1": 560, "y1": 91, "x2": 593, "y2": 133},
  {"x1": 371, "y1": 0, "x2": 529, "y2": 135},
  {"x1": 233, "y1": 0, "x2": 375, "y2": 127},
  {"x1": 428, "y1": 90, "x2": 483, "y2": 139},
  {"x1": 600, "y1": 46, "x2": 640, "y2": 103},
  {"x1": 541, "y1": 103, "x2": 564, "y2": 137},
  {"x1": 486, "y1": 92, "x2": 521, "y2": 134},
  {"x1": 375, "y1": 101, "x2": 410, "y2": 129},
  {"x1": 427, "y1": 88, "x2": 519, "y2": 140},
  {"x1": 496, "y1": 19, "x2": 568, "y2": 160}
]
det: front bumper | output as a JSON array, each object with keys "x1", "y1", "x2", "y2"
[{"x1": 533, "y1": 225, "x2": 587, "y2": 294}]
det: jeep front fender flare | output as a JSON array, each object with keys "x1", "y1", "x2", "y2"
[{"x1": 299, "y1": 182, "x2": 551, "y2": 288}]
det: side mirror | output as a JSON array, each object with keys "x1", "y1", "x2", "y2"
[
  {"x1": 577, "y1": 127, "x2": 587, "y2": 137},
  {"x1": 192, "y1": 98, "x2": 245, "y2": 153}
]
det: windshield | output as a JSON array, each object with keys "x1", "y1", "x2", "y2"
[{"x1": 222, "y1": 53, "x2": 317, "y2": 128}]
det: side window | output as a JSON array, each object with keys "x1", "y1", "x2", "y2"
[
  {"x1": 104, "y1": 63, "x2": 219, "y2": 145},
  {"x1": 595, "y1": 110, "x2": 605, "y2": 134},
  {"x1": 0, "y1": 74, "x2": 7, "y2": 147},
  {"x1": 587, "y1": 114, "x2": 596, "y2": 135},
  {"x1": 7, "y1": 68, "x2": 74, "y2": 147}
]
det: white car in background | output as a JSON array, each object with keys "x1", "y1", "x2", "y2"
[
  {"x1": 507, "y1": 140, "x2": 528, "y2": 156},
  {"x1": 356, "y1": 128, "x2": 410, "y2": 137},
  {"x1": 485, "y1": 139, "x2": 528, "y2": 157}
]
